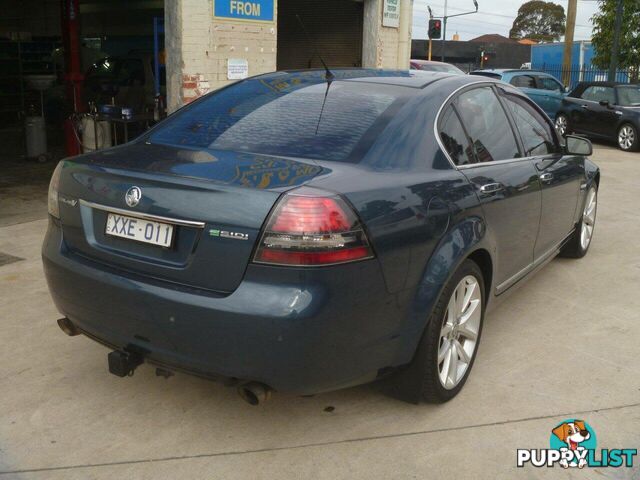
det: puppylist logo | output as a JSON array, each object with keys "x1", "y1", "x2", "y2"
[{"x1": 517, "y1": 419, "x2": 637, "y2": 469}]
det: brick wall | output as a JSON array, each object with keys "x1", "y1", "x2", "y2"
[
  {"x1": 362, "y1": 0, "x2": 412, "y2": 69},
  {"x1": 166, "y1": 0, "x2": 411, "y2": 112},
  {"x1": 166, "y1": 0, "x2": 277, "y2": 111}
]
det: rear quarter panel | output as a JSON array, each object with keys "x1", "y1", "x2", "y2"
[{"x1": 308, "y1": 78, "x2": 492, "y2": 365}]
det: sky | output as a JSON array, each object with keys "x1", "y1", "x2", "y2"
[{"x1": 412, "y1": 0, "x2": 601, "y2": 41}]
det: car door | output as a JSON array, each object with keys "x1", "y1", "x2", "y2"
[
  {"x1": 576, "y1": 85, "x2": 619, "y2": 137},
  {"x1": 497, "y1": 86, "x2": 583, "y2": 262},
  {"x1": 534, "y1": 75, "x2": 566, "y2": 120},
  {"x1": 564, "y1": 93, "x2": 588, "y2": 133},
  {"x1": 440, "y1": 85, "x2": 542, "y2": 291}
]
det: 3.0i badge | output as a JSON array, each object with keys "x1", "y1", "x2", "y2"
[{"x1": 209, "y1": 229, "x2": 249, "y2": 241}]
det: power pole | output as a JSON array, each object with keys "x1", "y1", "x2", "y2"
[
  {"x1": 428, "y1": 6, "x2": 433, "y2": 61},
  {"x1": 608, "y1": 0, "x2": 624, "y2": 81},
  {"x1": 438, "y1": 0, "x2": 478, "y2": 62},
  {"x1": 441, "y1": 0, "x2": 448, "y2": 61},
  {"x1": 562, "y1": 0, "x2": 577, "y2": 86}
]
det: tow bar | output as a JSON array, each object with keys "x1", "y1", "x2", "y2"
[{"x1": 108, "y1": 350, "x2": 143, "y2": 377}]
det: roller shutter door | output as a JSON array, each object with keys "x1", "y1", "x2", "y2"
[{"x1": 277, "y1": 0, "x2": 364, "y2": 70}]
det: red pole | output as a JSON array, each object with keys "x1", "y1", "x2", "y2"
[{"x1": 61, "y1": 0, "x2": 84, "y2": 155}]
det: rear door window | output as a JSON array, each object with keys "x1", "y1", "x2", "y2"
[
  {"x1": 454, "y1": 86, "x2": 520, "y2": 163},
  {"x1": 500, "y1": 89, "x2": 559, "y2": 156},
  {"x1": 617, "y1": 86, "x2": 640, "y2": 106},
  {"x1": 439, "y1": 105, "x2": 474, "y2": 166}
]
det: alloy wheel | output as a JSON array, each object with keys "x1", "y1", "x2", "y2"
[
  {"x1": 555, "y1": 115, "x2": 567, "y2": 136},
  {"x1": 580, "y1": 188, "x2": 597, "y2": 251},
  {"x1": 438, "y1": 275, "x2": 482, "y2": 390},
  {"x1": 618, "y1": 125, "x2": 635, "y2": 150}
]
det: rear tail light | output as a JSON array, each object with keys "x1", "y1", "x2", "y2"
[
  {"x1": 48, "y1": 161, "x2": 63, "y2": 219},
  {"x1": 254, "y1": 188, "x2": 374, "y2": 266}
]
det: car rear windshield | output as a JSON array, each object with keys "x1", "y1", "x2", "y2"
[
  {"x1": 617, "y1": 86, "x2": 640, "y2": 106},
  {"x1": 149, "y1": 76, "x2": 408, "y2": 163}
]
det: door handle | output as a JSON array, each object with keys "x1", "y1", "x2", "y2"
[
  {"x1": 479, "y1": 183, "x2": 504, "y2": 194},
  {"x1": 580, "y1": 104, "x2": 589, "y2": 109},
  {"x1": 539, "y1": 172, "x2": 554, "y2": 182}
]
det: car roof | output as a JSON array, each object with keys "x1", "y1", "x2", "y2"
[
  {"x1": 410, "y1": 60, "x2": 451, "y2": 65},
  {"x1": 471, "y1": 69, "x2": 552, "y2": 76},
  {"x1": 254, "y1": 68, "x2": 460, "y2": 89}
]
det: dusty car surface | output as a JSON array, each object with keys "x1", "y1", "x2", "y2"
[{"x1": 43, "y1": 69, "x2": 599, "y2": 404}]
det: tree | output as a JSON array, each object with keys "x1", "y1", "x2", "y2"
[
  {"x1": 591, "y1": 0, "x2": 640, "y2": 70},
  {"x1": 509, "y1": 1, "x2": 566, "y2": 42}
]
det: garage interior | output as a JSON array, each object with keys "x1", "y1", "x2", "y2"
[
  {"x1": 277, "y1": 0, "x2": 364, "y2": 70},
  {"x1": 0, "y1": 0, "x2": 165, "y2": 226},
  {"x1": 0, "y1": 0, "x2": 391, "y2": 227}
]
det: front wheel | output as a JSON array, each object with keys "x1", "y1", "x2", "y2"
[
  {"x1": 401, "y1": 259, "x2": 485, "y2": 403},
  {"x1": 555, "y1": 113, "x2": 570, "y2": 137},
  {"x1": 561, "y1": 185, "x2": 597, "y2": 258},
  {"x1": 617, "y1": 123, "x2": 639, "y2": 151}
]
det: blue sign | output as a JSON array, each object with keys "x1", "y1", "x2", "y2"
[{"x1": 214, "y1": 0, "x2": 275, "y2": 22}]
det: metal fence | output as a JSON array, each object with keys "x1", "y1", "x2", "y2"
[{"x1": 533, "y1": 63, "x2": 639, "y2": 88}]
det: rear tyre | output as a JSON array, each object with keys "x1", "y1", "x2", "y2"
[
  {"x1": 560, "y1": 185, "x2": 597, "y2": 258},
  {"x1": 617, "y1": 123, "x2": 639, "y2": 151},
  {"x1": 555, "y1": 113, "x2": 570, "y2": 137},
  {"x1": 409, "y1": 259, "x2": 485, "y2": 403}
]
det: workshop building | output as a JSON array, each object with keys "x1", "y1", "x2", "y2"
[{"x1": 166, "y1": 0, "x2": 413, "y2": 112}]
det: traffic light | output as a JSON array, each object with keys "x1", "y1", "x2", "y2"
[
  {"x1": 428, "y1": 19, "x2": 442, "y2": 39},
  {"x1": 479, "y1": 51, "x2": 494, "y2": 67}
]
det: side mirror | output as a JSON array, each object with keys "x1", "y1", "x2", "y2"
[
  {"x1": 599, "y1": 100, "x2": 610, "y2": 108},
  {"x1": 565, "y1": 135, "x2": 593, "y2": 156}
]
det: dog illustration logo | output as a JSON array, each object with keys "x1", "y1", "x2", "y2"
[
  {"x1": 550, "y1": 419, "x2": 596, "y2": 468},
  {"x1": 518, "y1": 419, "x2": 636, "y2": 468}
]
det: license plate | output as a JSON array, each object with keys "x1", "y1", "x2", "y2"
[{"x1": 105, "y1": 213, "x2": 174, "y2": 248}]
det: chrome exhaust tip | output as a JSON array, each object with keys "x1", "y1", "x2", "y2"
[
  {"x1": 57, "y1": 317, "x2": 80, "y2": 336},
  {"x1": 237, "y1": 382, "x2": 272, "y2": 406}
]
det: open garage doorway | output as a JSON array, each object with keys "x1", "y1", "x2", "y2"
[
  {"x1": 277, "y1": 0, "x2": 364, "y2": 70},
  {"x1": 0, "y1": 0, "x2": 165, "y2": 227}
]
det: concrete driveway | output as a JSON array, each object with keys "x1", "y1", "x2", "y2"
[{"x1": 1, "y1": 144, "x2": 639, "y2": 479}]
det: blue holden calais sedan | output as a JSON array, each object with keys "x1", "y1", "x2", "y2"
[{"x1": 43, "y1": 69, "x2": 599, "y2": 405}]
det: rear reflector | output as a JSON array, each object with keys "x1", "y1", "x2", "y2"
[{"x1": 254, "y1": 188, "x2": 374, "y2": 267}]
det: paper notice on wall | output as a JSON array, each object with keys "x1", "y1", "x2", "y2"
[
  {"x1": 227, "y1": 58, "x2": 249, "y2": 80},
  {"x1": 383, "y1": 0, "x2": 401, "y2": 28}
]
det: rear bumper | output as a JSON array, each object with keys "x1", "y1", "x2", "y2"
[{"x1": 42, "y1": 219, "x2": 409, "y2": 394}]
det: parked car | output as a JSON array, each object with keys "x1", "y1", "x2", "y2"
[
  {"x1": 470, "y1": 69, "x2": 566, "y2": 120},
  {"x1": 410, "y1": 59, "x2": 465, "y2": 74},
  {"x1": 43, "y1": 70, "x2": 599, "y2": 405},
  {"x1": 555, "y1": 81, "x2": 640, "y2": 152}
]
